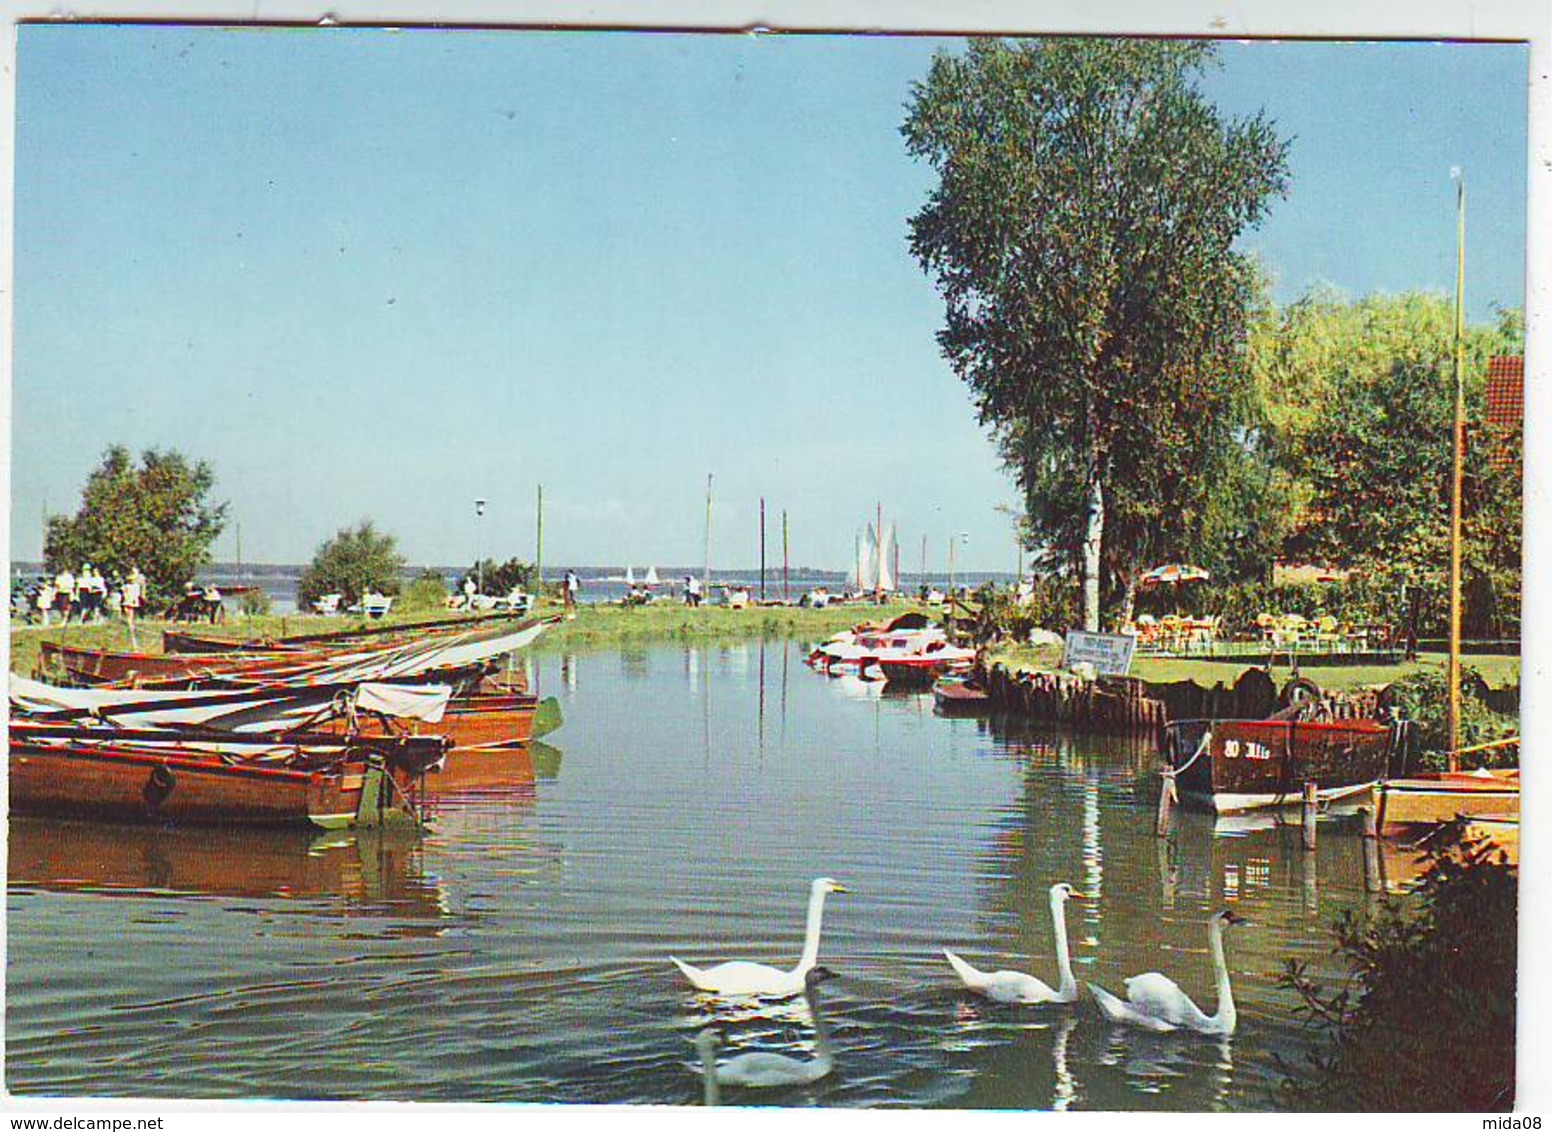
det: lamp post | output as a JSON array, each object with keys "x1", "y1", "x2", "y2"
[{"x1": 475, "y1": 497, "x2": 487, "y2": 597}]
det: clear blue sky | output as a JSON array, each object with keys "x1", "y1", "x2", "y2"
[{"x1": 8, "y1": 27, "x2": 1529, "y2": 573}]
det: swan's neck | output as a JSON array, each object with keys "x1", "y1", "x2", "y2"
[
  {"x1": 805, "y1": 982, "x2": 834, "y2": 1071},
  {"x1": 699, "y1": 1038, "x2": 721, "y2": 1106},
  {"x1": 1208, "y1": 920, "x2": 1236, "y2": 1030},
  {"x1": 1051, "y1": 894, "x2": 1077, "y2": 997},
  {"x1": 795, "y1": 885, "x2": 830, "y2": 973}
]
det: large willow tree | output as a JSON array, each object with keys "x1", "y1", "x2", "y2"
[{"x1": 903, "y1": 38, "x2": 1289, "y2": 628}]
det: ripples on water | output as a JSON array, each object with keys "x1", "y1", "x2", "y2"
[{"x1": 7, "y1": 641, "x2": 1387, "y2": 1108}]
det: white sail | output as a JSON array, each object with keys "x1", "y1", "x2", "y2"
[
  {"x1": 879, "y1": 523, "x2": 897, "y2": 592},
  {"x1": 625, "y1": 565, "x2": 636, "y2": 586},
  {"x1": 859, "y1": 525, "x2": 878, "y2": 591},
  {"x1": 645, "y1": 566, "x2": 660, "y2": 586}
]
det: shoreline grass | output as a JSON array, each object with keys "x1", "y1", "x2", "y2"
[
  {"x1": 11, "y1": 604, "x2": 1518, "y2": 695},
  {"x1": 7, "y1": 599, "x2": 928, "y2": 676}
]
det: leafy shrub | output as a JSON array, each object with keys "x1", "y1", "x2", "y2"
[
  {"x1": 238, "y1": 588, "x2": 272, "y2": 617},
  {"x1": 298, "y1": 520, "x2": 406, "y2": 607},
  {"x1": 400, "y1": 572, "x2": 450, "y2": 613},
  {"x1": 1277, "y1": 822, "x2": 1516, "y2": 1111},
  {"x1": 1380, "y1": 668, "x2": 1518, "y2": 769},
  {"x1": 966, "y1": 578, "x2": 1077, "y2": 642}
]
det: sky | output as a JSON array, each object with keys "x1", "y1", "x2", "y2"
[{"x1": 6, "y1": 27, "x2": 1532, "y2": 574}]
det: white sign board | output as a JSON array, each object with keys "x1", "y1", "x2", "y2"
[{"x1": 1062, "y1": 630, "x2": 1136, "y2": 676}]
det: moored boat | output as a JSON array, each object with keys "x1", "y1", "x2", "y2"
[
  {"x1": 932, "y1": 672, "x2": 991, "y2": 713},
  {"x1": 1376, "y1": 768, "x2": 1519, "y2": 838},
  {"x1": 8, "y1": 725, "x2": 444, "y2": 829},
  {"x1": 1164, "y1": 717, "x2": 1397, "y2": 814}
]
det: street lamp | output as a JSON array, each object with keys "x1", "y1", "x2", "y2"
[{"x1": 475, "y1": 498, "x2": 487, "y2": 596}]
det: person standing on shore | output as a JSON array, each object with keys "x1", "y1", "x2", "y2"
[
  {"x1": 121, "y1": 566, "x2": 144, "y2": 647},
  {"x1": 685, "y1": 574, "x2": 702, "y2": 608},
  {"x1": 37, "y1": 577, "x2": 56, "y2": 626},
  {"x1": 53, "y1": 566, "x2": 76, "y2": 624},
  {"x1": 564, "y1": 569, "x2": 580, "y2": 614}
]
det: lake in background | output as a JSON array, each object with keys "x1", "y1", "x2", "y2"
[{"x1": 5, "y1": 639, "x2": 1382, "y2": 1108}]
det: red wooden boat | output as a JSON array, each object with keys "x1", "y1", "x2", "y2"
[
  {"x1": 161, "y1": 611, "x2": 523, "y2": 654},
  {"x1": 932, "y1": 673, "x2": 992, "y2": 712},
  {"x1": 40, "y1": 639, "x2": 296, "y2": 685},
  {"x1": 8, "y1": 722, "x2": 445, "y2": 829},
  {"x1": 1164, "y1": 717, "x2": 1397, "y2": 814}
]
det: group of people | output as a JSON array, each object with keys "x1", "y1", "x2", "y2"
[{"x1": 29, "y1": 564, "x2": 146, "y2": 627}]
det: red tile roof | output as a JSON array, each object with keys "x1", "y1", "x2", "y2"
[{"x1": 1484, "y1": 355, "x2": 1523, "y2": 432}]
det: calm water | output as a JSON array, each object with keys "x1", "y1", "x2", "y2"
[{"x1": 5, "y1": 640, "x2": 1384, "y2": 1108}]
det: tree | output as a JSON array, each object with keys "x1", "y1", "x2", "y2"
[
  {"x1": 903, "y1": 38, "x2": 1290, "y2": 629},
  {"x1": 467, "y1": 557, "x2": 538, "y2": 596},
  {"x1": 1251, "y1": 291, "x2": 1524, "y2": 635},
  {"x1": 44, "y1": 446, "x2": 227, "y2": 604},
  {"x1": 297, "y1": 521, "x2": 407, "y2": 607}
]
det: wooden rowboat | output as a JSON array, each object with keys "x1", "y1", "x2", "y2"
[
  {"x1": 8, "y1": 723, "x2": 445, "y2": 829},
  {"x1": 931, "y1": 674, "x2": 992, "y2": 713},
  {"x1": 1376, "y1": 769, "x2": 1520, "y2": 838}
]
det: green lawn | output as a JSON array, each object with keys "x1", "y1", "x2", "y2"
[{"x1": 989, "y1": 642, "x2": 1519, "y2": 691}]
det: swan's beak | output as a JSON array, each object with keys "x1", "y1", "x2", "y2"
[
  {"x1": 831, "y1": 883, "x2": 849, "y2": 893},
  {"x1": 1067, "y1": 892, "x2": 1092, "y2": 901}
]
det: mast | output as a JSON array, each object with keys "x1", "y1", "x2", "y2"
[
  {"x1": 536, "y1": 483, "x2": 544, "y2": 593},
  {"x1": 875, "y1": 502, "x2": 883, "y2": 603},
  {"x1": 1447, "y1": 169, "x2": 1467, "y2": 767},
  {"x1": 703, "y1": 473, "x2": 713, "y2": 595},
  {"x1": 759, "y1": 497, "x2": 767, "y2": 603},
  {"x1": 782, "y1": 509, "x2": 790, "y2": 603}
]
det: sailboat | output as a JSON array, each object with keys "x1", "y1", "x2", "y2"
[
  {"x1": 857, "y1": 522, "x2": 896, "y2": 597},
  {"x1": 645, "y1": 566, "x2": 660, "y2": 587}
]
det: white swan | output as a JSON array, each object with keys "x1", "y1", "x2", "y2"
[
  {"x1": 691, "y1": 967, "x2": 839, "y2": 1092},
  {"x1": 671, "y1": 877, "x2": 848, "y2": 997},
  {"x1": 1087, "y1": 909, "x2": 1246, "y2": 1035},
  {"x1": 944, "y1": 882, "x2": 1088, "y2": 1004}
]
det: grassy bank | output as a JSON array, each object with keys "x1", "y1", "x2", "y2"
[
  {"x1": 7, "y1": 600, "x2": 926, "y2": 675},
  {"x1": 989, "y1": 642, "x2": 1520, "y2": 692}
]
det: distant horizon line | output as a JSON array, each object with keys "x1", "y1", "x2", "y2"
[{"x1": 11, "y1": 560, "x2": 1022, "y2": 581}]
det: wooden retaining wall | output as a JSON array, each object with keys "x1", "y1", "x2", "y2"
[{"x1": 981, "y1": 662, "x2": 1382, "y2": 734}]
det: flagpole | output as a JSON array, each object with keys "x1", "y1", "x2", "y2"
[{"x1": 1446, "y1": 169, "x2": 1467, "y2": 767}]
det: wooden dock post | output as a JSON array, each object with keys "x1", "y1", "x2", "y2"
[
  {"x1": 1156, "y1": 773, "x2": 1177, "y2": 838},
  {"x1": 1302, "y1": 782, "x2": 1319, "y2": 850},
  {"x1": 1360, "y1": 794, "x2": 1383, "y2": 893}
]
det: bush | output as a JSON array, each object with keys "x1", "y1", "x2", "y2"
[
  {"x1": 466, "y1": 557, "x2": 538, "y2": 596},
  {"x1": 1380, "y1": 668, "x2": 1518, "y2": 769},
  {"x1": 298, "y1": 520, "x2": 406, "y2": 607},
  {"x1": 965, "y1": 578, "x2": 1077, "y2": 643},
  {"x1": 1277, "y1": 822, "x2": 1516, "y2": 1111},
  {"x1": 238, "y1": 588, "x2": 272, "y2": 617},
  {"x1": 400, "y1": 573, "x2": 451, "y2": 613}
]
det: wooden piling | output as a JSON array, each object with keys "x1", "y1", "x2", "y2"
[
  {"x1": 1360, "y1": 796, "x2": 1383, "y2": 893},
  {"x1": 1302, "y1": 782, "x2": 1319, "y2": 850},
  {"x1": 1156, "y1": 774, "x2": 1177, "y2": 838}
]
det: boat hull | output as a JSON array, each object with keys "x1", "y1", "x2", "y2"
[
  {"x1": 1377, "y1": 771, "x2": 1519, "y2": 837},
  {"x1": 1166, "y1": 717, "x2": 1395, "y2": 814},
  {"x1": 8, "y1": 742, "x2": 367, "y2": 828}
]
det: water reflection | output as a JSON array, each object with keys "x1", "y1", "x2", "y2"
[
  {"x1": 7, "y1": 816, "x2": 445, "y2": 922},
  {"x1": 7, "y1": 641, "x2": 1382, "y2": 1108}
]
